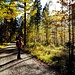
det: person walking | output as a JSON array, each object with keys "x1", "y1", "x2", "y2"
[{"x1": 16, "y1": 36, "x2": 22, "y2": 59}]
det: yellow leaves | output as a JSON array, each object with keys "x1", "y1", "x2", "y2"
[
  {"x1": 31, "y1": 45, "x2": 64, "y2": 64},
  {"x1": 5, "y1": 12, "x2": 17, "y2": 19},
  {"x1": 44, "y1": 10, "x2": 48, "y2": 18},
  {"x1": 5, "y1": 14, "x2": 12, "y2": 19},
  {"x1": 0, "y1": 1, "x2": 24, "y2": 20},
  {"x1": 30, "y1": 8, "x2": 38, "y2": 16},
  {"x1": 26, "y1": 4, "x2": 31, "y2": 11},
  {"x1": 0, "y1": 0, "x2": 32, "y2": 22},
  {"x1": 0, "y1": 7, "x2": 7, "y2": 18},
  {"x1": 24, "y1": 4, "x2": 31, "y2": 12},
  {"x1": 0, "y1": 8, "x2": 16, "y2": 19},
  {"x1": 7, "y1": 19, "x2": 11, "y2": 22},
  {"x1": 22, "y1": 28, "x2": 24, "y2": 34},
  {"x1": 0, "y1": 45, "x2": 5, "y2": 49},
  {"x1": 9, "y1": 2, "x2": 17, "y2": 8},
  {"x1": 11, "y1": 0, "x2": 30, "y2": 3},
  {"x1": 53, "y1": 15, "x2": 57, "y2": 21},
  {"x1": 52, "y1": 14, "x2": 65, "y2": 23},
  {"x1": 58, "y1": 16, "x2": 62, "y2": 20},
  {"x1": 19, "y1": 0, "x2": 30, "y2": 3},
  {"x1": 43, "y1": 10, "x2": 50, "y2": 22}
]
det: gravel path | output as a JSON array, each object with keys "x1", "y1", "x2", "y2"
[{"x1": 0, "y1": 43, "x2": 61, "y2": 75}]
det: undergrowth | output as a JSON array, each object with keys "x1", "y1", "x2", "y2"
[{"x1": 27, "y1": 43, "x2": 75, "y2": 75}]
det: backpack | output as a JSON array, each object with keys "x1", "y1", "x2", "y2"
[{"x1": 16, "y1": 41, "x2": 19, "y2": 47}]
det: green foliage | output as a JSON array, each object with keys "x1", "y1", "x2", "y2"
[
  {"x1": 0, "y1": 43, "x2": 10, "y2": 48},
  {"x1": 30, "y1": 43, "x2": 74, "y2": 74},
  {"x1": 0, "y1": 0, "x2": 75, "y2": 74},
  {"x1": 31, "y1": 44, "x2": 63, "y2": 62},
  {"x1": 29, "y1": 0, "x2": 42, "y2": 25},
  {"x1": 27, "y1": 42, "x2": 35, "y2": 48}
]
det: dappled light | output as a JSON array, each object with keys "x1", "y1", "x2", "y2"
[{"x1": 0, "y1": 0, "x2": 75, "y2": 75}]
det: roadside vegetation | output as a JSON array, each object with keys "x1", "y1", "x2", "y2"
[{"x1": 0, "y1": 0, "x2": 75, "y2": 75}]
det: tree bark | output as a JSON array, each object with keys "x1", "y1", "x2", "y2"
[{"x1": 24, "y1": 2, "x2": 26, "y2": 46}]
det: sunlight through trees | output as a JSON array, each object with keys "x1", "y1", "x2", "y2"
[{"x1": 0, "y1": 0, "x2": 75, "y2": 75}]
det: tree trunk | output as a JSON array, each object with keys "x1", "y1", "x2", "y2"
[
  {"x1": 36, "y1": 24, "x2": 39, "y2": 42},
  {"x1": 46, "y1": 25, "x2": 49, "y2": 45},
  {"x1": 24, "y1": 2, "x2": 26, "y2": 46},
  {"x1": 71, "y1": 3, "x2": 74, "y2": 61}
]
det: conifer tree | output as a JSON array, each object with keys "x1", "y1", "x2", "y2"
[
  {"x1": 42, "y1": 1, "x2": 52, "y2": 45},
  {"x1": 30, "y1": 0, "x2": 42, "y2": 42}
]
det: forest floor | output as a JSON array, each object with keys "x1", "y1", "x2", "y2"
[{"x1": 0, "y1": 43, "x2": 61, "y2": 75}]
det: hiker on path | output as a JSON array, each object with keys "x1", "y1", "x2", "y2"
[{"x1": 16, "y1": 36, "x2": 23, "y2": 59}]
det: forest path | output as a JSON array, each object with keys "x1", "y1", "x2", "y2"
[{"x1": 0, "y1": 43, "x2": 61, "y2": 75}]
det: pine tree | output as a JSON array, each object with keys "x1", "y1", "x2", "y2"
[
  {"x1": 30, "y1": 0, "x2": 42, "y2": 42},
  {"x1": 42, "y1": 2, "x2": 52, "y2": 45}
]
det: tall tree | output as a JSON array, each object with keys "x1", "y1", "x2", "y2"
[
  {"x1": 42, "y1": 1, "x2": 52, "y2": 45},
  {"x1": 33, "y1": 0, "x2": 42, "y2": 42},
  {"x1": 12, "y1": 0, "x2": 32, "y2": 46}
]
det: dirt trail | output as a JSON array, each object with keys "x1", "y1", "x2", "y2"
[{"x1": 0, "y1": 43, "x2": 61, "y2": 75}]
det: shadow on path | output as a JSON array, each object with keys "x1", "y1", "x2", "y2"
[
  {"x1": 0, "y1": 43, "x2": 31, "y2": 72},
  {"x1": 0, "y1": 56, "x2": 32, "y2": 72},
  {"x1": 0, "y1": 43, "x2": 61, "y2": 75}
]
